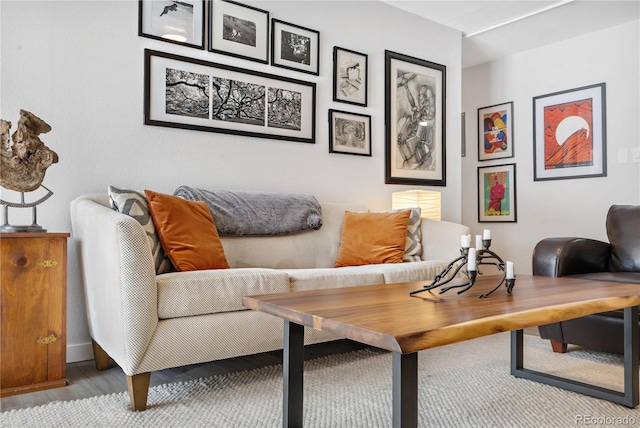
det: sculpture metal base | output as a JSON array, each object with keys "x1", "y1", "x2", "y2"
[
  {"x1": 0, "y1": 224, "x2": 46, "y2": 233},
  {"x1": 0, "y1": 185, "x2": 52, "y2": 233}
]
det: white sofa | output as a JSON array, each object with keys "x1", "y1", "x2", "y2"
[{"x1": 70, "y1": 193, "x2": 470, "y2": 410}]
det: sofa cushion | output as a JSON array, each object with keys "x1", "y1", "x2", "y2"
[
  {"x1": 369, "y1": 260, "x2": 456, "y2": 285},
  {"x1": 606, "y1": 205, "x2": 640, "y2": 272},
  {"x1": 145, "y1": 190, "x2": 229, "y2": 272},
  {"x1": 284, "y1": 266, "x2": 385, "y2": 292},
  {"x1": 371, "y1": 208, "x2": 422, "y2": 262},
  {"x1": 334, "y1": 210, "x2": 411, "y2": 267},
  {"x1": 108, "y1": 185, "x2": 172, "y2": 274},
  {"x1": 157, "y1": 268, "x2": 290, "y2": 319}
]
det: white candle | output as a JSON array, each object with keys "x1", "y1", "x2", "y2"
[
  {"x1": 468, "y1": 248, "x2": 477, "y2": 271},
  {"x1": 483, "y1": 229, "x2": 491, "y2": 240},
  {"x1": 475, "y1": 235, "x2": 483, "y2": 250},
  {"x1": 461, "y1": 235, "x2": 470, "y2": 248},
  {"x1": 506, "y1": 261, "x2": 514, "y2": 279}
]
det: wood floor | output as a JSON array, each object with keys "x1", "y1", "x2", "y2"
[{"x1": 1, "y1": 329, "x2": 541, "y2": 412}]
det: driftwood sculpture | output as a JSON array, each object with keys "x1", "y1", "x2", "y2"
[{"x1": 0, "y1": 110, "x2": 58, "y2": 192}]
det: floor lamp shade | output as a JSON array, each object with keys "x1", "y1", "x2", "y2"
[{"x1": 392, "y1": 190, "x2": 441, "y2": 220}]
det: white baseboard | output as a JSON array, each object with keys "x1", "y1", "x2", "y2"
[{"x1": 67, "y1": 341, "x2": 94, "y2": 363}]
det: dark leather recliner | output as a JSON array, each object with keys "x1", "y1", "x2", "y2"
[{"x1": 532, "y1": 205, "x2": 640, "y2": 354}]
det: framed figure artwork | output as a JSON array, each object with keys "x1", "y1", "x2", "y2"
[
  {"x1": 478, "y1": 101, "x2": 513, "y2": 161},
  {"x1": 333, "y1": 47, "x2": 368, "y2": 106},
  {"x1": 478, "y1": 163, "x2": 517, "y2": 223},
  {"x1": 144, "y1": 49, "x2": 316, "y2": 144},
  {"x1": 271, "y1": 19, "x2": 320, "y2": 75},
  {"x1": 328, "y1": 109, "x2": 371, "y2": 157},
  {"x1": 385, "y1": 50, "x2": 446, "y2": 186},
  {"x1": 208, "y1": 0, "x2": 269, "y2": 63},
  {"x1": 533, "y1": 83, "x2": 606, "y2": 181},
  {"x1": 138, "y1": 0, "x2": 205, "y2": 49}
]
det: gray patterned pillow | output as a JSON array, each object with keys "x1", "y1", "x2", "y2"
[
  {"x1": 108, "y1": 186, "x2": 173, "y2": 274},
  {"x1": 370, "y1": 208, "x2": 422, "y2": 262}
]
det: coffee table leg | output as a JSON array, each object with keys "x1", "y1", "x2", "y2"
[
  {"x1": 511, "y1": 305, "x2": 639, "y2": 408},
  {"x1": 392, "y1": 352, "x2": 418, "y2": 428},
  {"x1": 284, "y1": 321, "x2": 304, "y2": 428}
]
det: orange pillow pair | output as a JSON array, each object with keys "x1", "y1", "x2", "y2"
[
  {"x1": 145, "y1": 190, "x2": 229, "y2": 271},
  {"x1": 334, "y1": 210, "x2": 411, "y2": 268}
]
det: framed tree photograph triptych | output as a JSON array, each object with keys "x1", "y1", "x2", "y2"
[{"x1": 144, "y1": 49, "x2": 316, "y2": 144}]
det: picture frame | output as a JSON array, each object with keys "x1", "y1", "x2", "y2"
[
  {"x1": 208, "y1": 0, "x2": 269, "y2": 64},
  {"x1": 533, "y1": 83, "x2": 607, "y2": 181},
  {"x1": 138, "y1": 0, "x2": 205, "y2": 49},
  {"x1": 385, "y1": 50, "x2": 446, "y2": 186},
  {"x1": 478, "y1": 101, "x2": 514, "y2": 161},
  {"x1": 328, "y1": 109, "x2": 371, "y2": 157},
  {"x1": 271, "y1": 19, "x2": 320, "y2": 76},
  {"x1": 144, "y1": 49, "x2": 316, "y2": 144},
  {"x1": 478, "y1": 163, "x2": 517, "y2": 223},
  {"x1": 333, "y1": 47, "x2": 368, "y2": 106}
]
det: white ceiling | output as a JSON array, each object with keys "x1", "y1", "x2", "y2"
[{"x1": 382, "y1": 0, "x2": 640, "y2": 68}]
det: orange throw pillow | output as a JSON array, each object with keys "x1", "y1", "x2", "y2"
[
  {"x1": 145, "y1": 190, "x2": 229, "y2": 271},
  {"x1": 334, "y1": 210, "x2": 411, "y2": 267}
]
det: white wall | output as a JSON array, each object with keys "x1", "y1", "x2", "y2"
[
  {"x1": 1, "y1": 1, "x2": 462, "y2": 362},
  {"x1": 462, "y1": 20, "x2": 640, "y2": 278}
]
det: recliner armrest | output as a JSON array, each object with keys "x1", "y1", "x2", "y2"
[{"x1": 532, "y1": 237, "x2": 611, "y2": 277}]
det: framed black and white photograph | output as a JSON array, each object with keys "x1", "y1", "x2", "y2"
[
  {"x1": 139, "y1": 0, "x2": 205, "y2": 49},
  {"x1": 478, "y1": 163, "x2": 517, "y2": 223},
  {"x1": 478, "y1": 101, "x2": 514, "y2": 161},
  {"x1": 533, "y1": 83, "x2": 607, "y2": 181},
  {"x1": 209, "y1": 0, "x2": 269, "y2": 64},
  {"x1": 271, "y1": 19, "x2": 319, "y2": 76},
  {"x1": 144, "y1": 49, "x2": 316, "y2": 143},
  {"x1": 328, "y1": 109, "x2": 371, "y2": 157},
  {"x1": 333, "y1": 47, "x2": 368, "y2": 106},
  {"x1": 385, "y1": 50, "x2": 446, "y2": 186}
]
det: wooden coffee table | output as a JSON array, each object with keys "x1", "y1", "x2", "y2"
[{"x1": 243, "y1": 274, "x2": 639, "y2": 428}]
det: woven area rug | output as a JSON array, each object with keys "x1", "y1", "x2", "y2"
[{"x1": 2, "y1": 333, "x2": 639, "y2": 427}]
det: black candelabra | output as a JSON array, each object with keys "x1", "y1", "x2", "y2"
[{"x1": 410, "y1": 238, "x2": 515, "y2": 298}]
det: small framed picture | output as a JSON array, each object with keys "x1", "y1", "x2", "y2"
[
  {"x1": 478, "y1": 163, "x2": 517, "y2": 223},
  {"x1": 271, "y1": 19, "x2": 319, "y2": 76},
  {"x1": 328, "y1": 109, "x2": 371, "y2": 157},
  {"x1": 333, "y1": 47, "x2": 368, "y2": 106},
  {"x1": 138, "y1": 0, "x2": 205, "y2": 49},
  {"x1": 533, "y1": 83, "x2": 606, "y2": 181},
  {"x1": 478, "y1": 101, "x2": 513, "y2": 161},
  {"x1": 209, "y1": 0, "x2": 269, "y2": 64}
]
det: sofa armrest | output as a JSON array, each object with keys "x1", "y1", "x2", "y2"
[
  {"x1": 420, "y1": 219, "x2": 471, "y2": 261},
  {"x1": 532, "y1": 237, "x2": 611, "y2": 277},
  {"x1": 70, "y1": 194, "x2": 158, "y2": 375}
]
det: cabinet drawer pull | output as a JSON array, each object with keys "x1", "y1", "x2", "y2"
[
  {"x1": 37, "y1": 335, "x2": 58, "y2": 345},
  {"x1": 39, "y1": 259, "x2": 58, "y2": 268}
]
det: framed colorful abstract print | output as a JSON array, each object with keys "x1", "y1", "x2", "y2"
[
  {"x1": 478, "y1": 102, "x2": 513, "y2": 161},
  {"x1": 478, "y1": 163, "x2": 517, "y2": 223},
  {"x1": 533, "y1": 83, "x2": 606, "y2": 181}
]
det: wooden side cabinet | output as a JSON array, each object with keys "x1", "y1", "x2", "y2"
[{"x1": 1, "y1": 232, "x2": 70, "y2": 397}]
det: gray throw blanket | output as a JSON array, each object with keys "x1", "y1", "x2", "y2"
[{"x1": 174, "y1": 186, "x2": 322, "y2": 236}]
